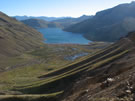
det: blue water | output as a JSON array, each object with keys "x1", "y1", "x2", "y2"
[
  {"x1": 65, "y1": 53, "x2": 89, "y2": 61},
  {"x1": 38, "y1": 28, "x2": 91, "y2": 44}
]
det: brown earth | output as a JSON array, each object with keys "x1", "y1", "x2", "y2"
[
  {"x1": 61, "y1": 32, "x2": 135, "y2": 101},
  {"x1": 0, "y1": 11, "x2": 43, "y2": 57}
]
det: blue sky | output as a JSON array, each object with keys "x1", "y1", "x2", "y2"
[{"x1": 0, "y1": 0, "x2": 134, "y2": 17}]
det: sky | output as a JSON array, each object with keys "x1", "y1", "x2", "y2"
[{"x1": 0, "y1": 0, "x2": 134, "y2": 17}]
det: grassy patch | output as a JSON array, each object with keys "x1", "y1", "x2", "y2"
[
  {"x1": 0, "y1": 91, "x2": 63, "y2": 101},
  {"x1": 14, "y1": 47, "x2": 128, "y2": 94},
  {"x1": 0, "y1": 43, "x2": 107, "y2": 92}
]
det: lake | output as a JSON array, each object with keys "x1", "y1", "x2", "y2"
[{"x1": 38, "y1": 28, "x2": 91, "y2": 44}]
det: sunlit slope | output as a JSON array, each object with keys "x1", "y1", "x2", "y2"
[{"x1": 0, "y1": 12, "x2": 43, "y2": 57}]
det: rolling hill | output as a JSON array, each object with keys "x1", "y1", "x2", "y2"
[
  {"x1": 0, "y1": 12, "x2": 43, "y2": 57},
  {"x1": 21, "y1": 19, "x2": 62, "y2": 29},
  {"x1": 65, "y1": 1, "x2": 135, "y2": 42}
]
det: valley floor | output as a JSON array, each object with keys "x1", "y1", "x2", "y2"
[{"x1": 0, "y1": 42, "x2": 110, "y2": 100}]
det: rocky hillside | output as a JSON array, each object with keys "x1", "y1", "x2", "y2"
[
  {"x1": 21, "y1": 19, "x2": 62, "y2": 29},
  {"x1": 0, "y1": 12, "x2": 43, "y2": 57},
  {"x1": 61, "y1": 31, "x2": 135, "y2": 101},
  {"x1": 65, "y1": 1, "x2": 135, "y2": 42}
]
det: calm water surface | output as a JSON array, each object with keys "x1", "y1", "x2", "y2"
[{"x1": 38, "y1": 28, "x2": 91, "y2": 44}]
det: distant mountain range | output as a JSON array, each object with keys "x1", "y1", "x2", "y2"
[
  {"x1": 0, "y1": 12, "x2": 43, "y2": 57},
  {"x1": 52, "y1": 15, "x2": 92, "y2": 28},
  {"x1": 21, "y1": 19, "x2": 62, "y2": 29},
  {"x1": 20, "y1": 15, "x2": 92, "y2": 29},
  {"x1": 64, "y1": 1, "x2": 135, "y2": 42},
  {"x1": 13, "y1": 16, "x2": 71, "y2": 21}
]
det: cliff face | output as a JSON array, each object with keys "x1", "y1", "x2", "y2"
[{"x1": 0, "y1": 12, "x2": 44, "y2": 57}]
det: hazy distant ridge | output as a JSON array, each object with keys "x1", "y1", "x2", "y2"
[{"x1": 64, "y1": 1, "x2": 135, "y2": 42}]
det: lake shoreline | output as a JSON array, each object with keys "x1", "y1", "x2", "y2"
[{"x1": 37, "y1": 28, "x2": 91, "y2": 44}]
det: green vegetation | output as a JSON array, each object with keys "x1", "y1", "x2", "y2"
[
  {"x1": 87, "y1": 49, "x2": 129, "y2": 71},
  {"x1": 0, "y1": 42, "x2": 107, "y2": 92},
  {"x1": 1, "y1": 10, "x2": 132, "y2": 101},
  {"x1": 0, "y1": 91, "x2": 63, "y2": 101},
  {"x1": 0, "y1": 12, "x2": 43, "y2": 60},
  {"x1": 0, "y1": 40, "x2": 110, "y2": 101},
  {"x1": 13, "y1": 47, "x2": 128, "y2": 94},
  {"x1": 0, "y1": 35, "x2": 130, "y2": 101},
  {"x1": 1, "y1": 10, "x2": 133, "y2": 101}
]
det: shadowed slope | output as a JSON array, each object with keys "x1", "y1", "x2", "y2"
[
  {"x1": 65, "y1": 2, "x2": 135, "y2": 42},
  {"x1": 62, "y1": 32, "x2": 135, "y2": 101}
]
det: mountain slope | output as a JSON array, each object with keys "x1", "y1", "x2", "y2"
[
  {"x1": 21, "y1": 19, "x2": 62, "y2": 28},
  {"x1": 3, "y1": 31, "x2": 132, "y2": 101},
  {"x1": 0, "y1": 30, "x2": 135, "y2": 101},
  {"x1": 0, "y1": 12, "x2": 43, "y2": 57},
  {"x1": 52, "y1": 15, "x2": 92, "y2": 28},
  {"x1": 21, "y1": 15, "x2": 92, "y2": 29},
  {"x1": 14, "y1": 16, "x2": 71, "y2": 21},
  {"x1": 65, "y1": 1, "x2": 135, "y2": 42},
  {"x1": 62, "y1": 31, "x2": 135, "y2": 101}
]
